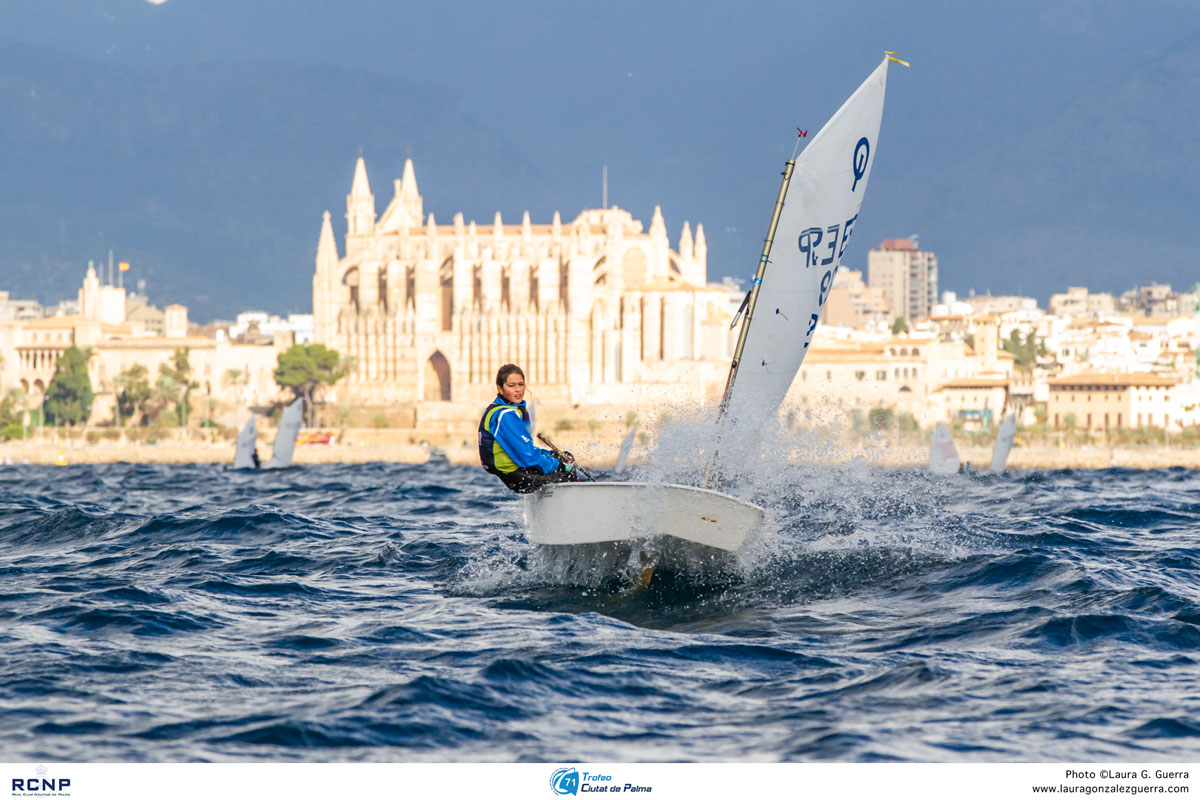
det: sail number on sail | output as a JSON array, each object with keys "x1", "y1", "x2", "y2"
[
  {"x1": 797, "y1": 215, "x2": 858, "y2": 270},
  {"x1": 798, "y1": 213, "x2": 858, "y2": 351}
]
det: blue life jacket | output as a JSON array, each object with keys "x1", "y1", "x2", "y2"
[{"x1": 477, "y1": 400, "x2": 530, "y2": 476}]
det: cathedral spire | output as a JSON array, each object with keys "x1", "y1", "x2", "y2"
[
  {"x1": 679, "y1": 221, "x2": 694, "y2": 259},
  {"x1": 350, "y1": 155, "x2": 371, "y2": 198},
  {"x1": 649, "y1": 205, "x2": 667, "y2": 240},
  {"x1": 694, "y1": 223, "x2": 707, "y2": 261},
  {"x1": 316, "y1": 210, "x2": 339, "y2": 274},
  {"x1": 346, "y1": 155, "x2": 376, "y2": 237},
  {"x1": 397, "y1": 157, "x2": 423, "y2": 222}
]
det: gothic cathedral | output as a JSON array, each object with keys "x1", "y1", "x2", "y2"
[{"x1": 312, "y1": 157, "x2": 733, "y2": 406}]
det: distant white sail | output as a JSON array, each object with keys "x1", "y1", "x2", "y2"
[
  {"x1": 990, "y1": 414, "x2": 1017, "y2": 472},
  {"x1": 233, "y1": 416, "x2": 257, "y2": 469},
  {"x1": 929, "y1": 423, "x2": 961, "y2": 476},
  {"x1": 724, "y1": 57, "x2": 890, "y2": 431},
  {"x1": 264, "y1": 398, "x2": 303, "y2": 469},
  {"x1": 614, "y1": 425, "x2": 638, "y2": 475}
]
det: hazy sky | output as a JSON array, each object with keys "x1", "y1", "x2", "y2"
[{"x1": 4, "y1": 0, "x2": 1199, "y2": 314}]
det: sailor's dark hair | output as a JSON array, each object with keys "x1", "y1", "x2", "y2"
[{"x1": 496, "y1": 363, "x2": 525, "y2": 387}]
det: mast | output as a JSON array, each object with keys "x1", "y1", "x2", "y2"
[
  {"x1": 703, "y1": 159, "x2": 795, "y2": 486},
  {"x1": 716, "y1": 159, "x2": 795, "y2": 421}
]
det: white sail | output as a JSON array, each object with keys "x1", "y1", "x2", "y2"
[
  {"x1": 233, "y1": 416, "x2": 257, "y2": 469},
  {"x1": 724, "y1": 58, "x2": 891, "y2": 432},
  {"x1": 527, "y1": 56, "x2": 901, "y2": 558},
  {"x1": 929, "y1": 423, "x2": 961, "y2": 476},
  {"x1": 614, "y1": 425, "x2": 638, "y2": 475},
  {"x1": 990, "y1": 414, "x2": 1017, "y2": 472},
  {"x1": 264, "y1": 398, "x2": 303, "y2": 469}
]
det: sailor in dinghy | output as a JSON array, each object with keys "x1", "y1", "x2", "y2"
[
  {"x1": 478, "y1": 364, "x2": 580, "y2": 493},
  {"x1": 522, "y1": 53, "x2": 906, "y2": 563}
]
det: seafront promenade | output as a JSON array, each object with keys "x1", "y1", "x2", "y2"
[{"x1": 5, "y1": 435, "x2": 1200, "y2": 470}]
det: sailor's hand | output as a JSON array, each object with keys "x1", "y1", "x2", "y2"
[
  {"x1": 561, "y1": 450, "x2": 575, "y2": 464},
  {"x1": 559, "y1": 460, "x2": 575, "y2": 473}
]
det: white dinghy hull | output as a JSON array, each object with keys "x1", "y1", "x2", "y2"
[{"x1": 524, "y1": 481, "x2": 764, "y2": 553}]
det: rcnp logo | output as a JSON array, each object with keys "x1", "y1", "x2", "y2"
[
  {"x1": 550, "y1": 767, "x2": 579, "y2": 796},
  {"x1": 11, "y1": 764, "x2": 72, "y2": 796}
]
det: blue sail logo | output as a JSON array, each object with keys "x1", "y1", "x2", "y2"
[
  {"x1": 852, "y1": 136, "x2": 870, "y2": 191},
  {"x1": 550, "y1": 767, "x2": 580, "y2": 796}
]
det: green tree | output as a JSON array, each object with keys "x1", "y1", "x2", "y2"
[
  {"x1": 0, "y1": 388, "x2": 28, "y2": 440},
  {"x1": 1002, "y1": 329, "x2": 1046, "y2": 373},
  {"x1": 160, "y1": 348, "x2": 198, "y2": 426},
  {"x1": 891, "y1": 317, "x2": 909, "y2": 334},
  {"x1": 115, "y1": 364, "x2": 153, "y2": 426},
  {"x1": 147, "y1": 375, "x2": 181, "y2": 426},
  {"x1": 43, "y1": 346, "x2": 94, "y2": 426},
  {"x1": 274, "y1": 344, "x2": 348, "y2": 427},
  {"x1": 868, "y1": 406, "x2": 895, "y2": 430}
]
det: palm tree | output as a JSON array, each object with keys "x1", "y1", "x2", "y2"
[
  {"x1": 114, "y1": 364, "x2": 151, "y2": 426},
  {"x1": 145, "y1": 376, "x2": 180, "y2": 426},
  {"x1": 223, "y1": 368, "x2": 249, "y2": 400}
]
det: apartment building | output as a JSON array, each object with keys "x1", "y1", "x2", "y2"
[{"x1": 867, "y1": 238, "x2": 938, "y2": 323}]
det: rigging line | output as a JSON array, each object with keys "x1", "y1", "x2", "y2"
[{"x1": 791, "y1": 132, "x2": 805, "y2": 160}]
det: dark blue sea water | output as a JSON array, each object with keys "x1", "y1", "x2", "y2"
[{"x1": 2, "y1": 461, "x2": 1200, "y2": 762}]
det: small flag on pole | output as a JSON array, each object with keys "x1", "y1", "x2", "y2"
[{"x1": 119, "y1": 261, "x2": 130, "y2": 272}]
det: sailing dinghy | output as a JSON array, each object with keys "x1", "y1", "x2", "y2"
[
  {"x1": 525, "y1": 54, "x2": 903, "y2": 558},
  {"x1": 232, "y1": 416, "x2": 258, "y2": 469},
  {"x1": 929, "y1": 422, "x2": 962, "y2": 476},
  {"x1": 613, "y1": 425, "x2": 638, "y2": 476},
  {"x1": 989, "y1": 414, "x2": 1017, "y2": 472},
  {"x1": 263, "y1": 397, "x2": 303, "y2": 470}
]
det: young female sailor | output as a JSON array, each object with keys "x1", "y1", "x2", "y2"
[{"x1": 477, "y1": 363, "x2": 579, "y2": 493}]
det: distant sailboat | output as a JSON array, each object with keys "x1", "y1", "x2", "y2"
[
  {"x1": 233, "y1": 416, "x2": 258, "y2": 469},
  {"x1": 525, "y1": 54, "x2": 903, "y2": 558},
  {"x1": 989, "y1": 414, "x2": 1017, "y2": 472},
  {"x1": 263, "y1": 398, "x2": 303, "y2": 470},
  {"x1": 929, "y1": 423, "x2": 962, "y2": 476},
  {"x1": 614, "y1": 425, "x2": 638, "y2": 476}
]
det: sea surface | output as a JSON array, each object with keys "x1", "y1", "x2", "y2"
[{"x1": 2, "y1": 458, "x2": 1200, "y2": 762}]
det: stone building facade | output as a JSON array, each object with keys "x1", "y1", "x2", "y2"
[
  {"x1": 312, "y1": 157, "x2": 734, "y2": 407},
  {"x1": 0, "y1": 266, "x2": 284, "y2": 427}
]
